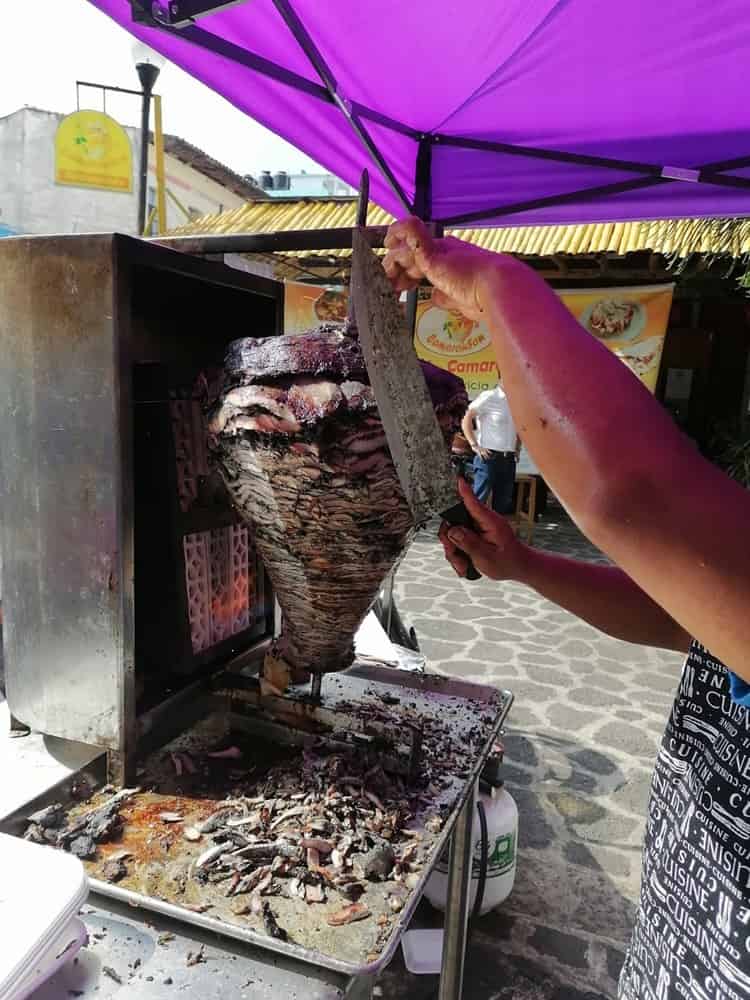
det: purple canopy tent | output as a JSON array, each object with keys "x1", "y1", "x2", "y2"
[{"x1": 92, "y1": 0, "x2": 750, "y2": 229}]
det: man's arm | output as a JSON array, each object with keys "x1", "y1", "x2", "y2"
[
  {"x1": 439, "y1": 480, "x2": 691, "y2": 653},
  {"x1": 481, "y1": 270, "x2": 749, "y2": 672},
  {"x1": 462, "y1": 408, "x2": 489, "y2": 459},
  {"x1": 461, "y1": 409, "x2": 478, "y2": 450},
  {"x1": 518, "y1": 546, "x2": 690, "y2": 652},
  {"x1": 386, "y1": 220, "x2": 750, "y2": 679}
]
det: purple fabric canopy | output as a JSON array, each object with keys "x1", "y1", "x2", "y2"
[{"x1": 93, "y1": 0, "x2": 750, "y2": 228}]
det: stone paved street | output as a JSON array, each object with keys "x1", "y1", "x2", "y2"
[{"x1": 382, "y1": 501, "x2": 685, "y2": 999}]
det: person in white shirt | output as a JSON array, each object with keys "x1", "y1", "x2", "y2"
[{"x1": 461, "y1": 385, "x2": 519, "y2": 514}]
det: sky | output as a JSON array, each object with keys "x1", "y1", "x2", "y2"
[{"x1": 0, "y1": 0, "x2": 323, "y2": 180}]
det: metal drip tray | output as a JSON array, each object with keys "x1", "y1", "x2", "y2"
[{"x1": 1, "y1": 664, "x2": 511, "y2": 978}]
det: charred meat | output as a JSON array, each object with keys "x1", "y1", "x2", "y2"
[{"x1": 207, "y1": 323, "x2": 467, "y2": 677}]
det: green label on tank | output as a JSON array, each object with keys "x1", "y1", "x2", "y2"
[
  {"x1": 435, "y1": 832, "x2": 515, "y2": 878},
  {"x1": 486, "y1": 832, "x2": 515, "y2": 876}
]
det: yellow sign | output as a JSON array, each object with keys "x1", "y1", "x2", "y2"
[
  {"x1": 55, "y1": 110, "x2": 133, "y2": 193},
  {"x1": 415, "y1": 284, "x2": 674, "y2": 397},
  {"x1": 285, "y1": 280, "x2": 674, "y2": 398}
]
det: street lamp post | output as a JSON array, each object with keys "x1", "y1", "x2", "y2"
[{"x1": 133, "y1": 45, "x2": 163, "y2": 235}]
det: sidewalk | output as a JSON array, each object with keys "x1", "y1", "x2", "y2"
[{"x1": 384, "y1": 502, "x2": 684, "y2": 998}]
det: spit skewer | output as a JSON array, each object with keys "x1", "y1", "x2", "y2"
[
  {"x1": 310, "y1": 165, "x2": 367, "y2": 704},
  {"x1": 346, "y1": 169, "x2": 370, "y2": 328}
]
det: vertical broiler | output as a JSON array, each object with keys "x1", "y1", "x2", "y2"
[{"x1": 0, "y1": 232, "x2": 511, "y2": 992}]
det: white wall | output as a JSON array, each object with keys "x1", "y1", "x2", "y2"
[
  {"x1": 0, "y1": 113, "x2": 34, "y2": 235},
  {"x1": 0, "y1": 108, "x2": 247, "y2": 237},
  {"x1": 149, "y1": 146, "x2": 245, "y2": 229},
  {"x1": 267, "y1": 173, "x2": 356, "y2": 198}
]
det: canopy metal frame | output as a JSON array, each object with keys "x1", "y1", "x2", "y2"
[{"x1": 130, "y1": 0, "x2": 750, "y2": 226}]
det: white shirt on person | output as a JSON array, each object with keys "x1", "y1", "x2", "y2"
[{"x1": 469, "y1": 387, "x2": 516, "y2": 452}]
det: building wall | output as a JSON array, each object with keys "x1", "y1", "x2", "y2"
[
  {"x1": 262, "y1": 172, "x2": 356, "y2": 198},
  {"x1": 8, "y1": 108, "x2": 137, "y2": 235},
  {"x1": 0, "y1": 108, "x2": 247, "y2": 237},
  {"x1": 0, "y1": 113, "x2": 31, "y2": 237},
  {"x1": 145, "y1": 145, "x2": 247, "y2": 230}
]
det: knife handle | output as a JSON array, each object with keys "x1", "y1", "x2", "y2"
[{"x1": 441, "y1": 501, "x2": 482, "y2": 581}]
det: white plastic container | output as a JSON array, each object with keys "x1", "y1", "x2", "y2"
[
  {"x1": 402, "y1": 928, "x2": 445, "y2": 975},
  {"x1": 7, "y1": 918, "x2": 88, "y2": 1000},
  {"x1": 0, "y1": 833, "x2": 89, "y2": 1000},
  {"x1": 424, "y1": 786, "x2": 518, "y2": 916}
]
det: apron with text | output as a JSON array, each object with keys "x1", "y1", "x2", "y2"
[{"x1": 619, "y1": 643, "x2": 750, "y2": 1000}]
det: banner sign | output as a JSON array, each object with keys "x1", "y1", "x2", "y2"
[
  {"x1": 284, "y1": 281, "x2": 674, "y2": 397},
  {"x1": 285, "y1": 282, "x2": 348, "y2": 331},
  {"x1": 415, "y1": 284, "x2": 674, "y2": 397},
  {"x1": 55, "y1": 110, "x2": 133, "y2": 193},
  {"x1": 556, "y1": 284, "x2": 673, "y2": 395}
]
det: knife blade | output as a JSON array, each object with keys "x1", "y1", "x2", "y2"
[{"x1": 350, "y1": 227, "x2": 480, "y2": 580}]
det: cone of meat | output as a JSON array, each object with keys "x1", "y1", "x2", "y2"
[{"x1": 207, "y1": 323, "x2": 467, "y2": 682}]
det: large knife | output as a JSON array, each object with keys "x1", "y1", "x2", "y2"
[{"x1": 350, "y1": 227, "x2": 481, "y2": 580}]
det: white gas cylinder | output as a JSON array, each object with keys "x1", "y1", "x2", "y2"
[{"x1": 424, "y1": 786, "x2": 518, "y2": 916}]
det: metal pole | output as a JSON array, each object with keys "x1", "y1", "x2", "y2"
[
  {"x1": 165, "y1": 185, "x2": 192, "y2": 222},
  {"x1": 347, "y1": 169, "x2": 369, "y2": 328},
  {"x1": 137, "y1": 84, "x2": 151, "y2": 235},
  {"x1": 153, "y1": 226, "x2": 389, "y2": 256},
  {"x1": 438, "y1": 782, "x2": 476, "y2": 1000},
  {"x1": 404, "y1": 219, "x2": 438, "y2": 354},
  {"x1": 135, "y1": 62, "x2": 160, "y2": 236},
  {"x1": 77, "y1": 80, "x2": 145, "y2": 98},
  {"x1": 379, "y1": 572, "x2": 395, "y2": 639},
  {"x1": 153, "y1": 95, "x2": 168, "y2": 235},
  {"x1": 404, "y1": 288, "x2": 419, "y2": 340},
  {"x1": 143, "y1": 205, "x2": 159, "y2": 234}
]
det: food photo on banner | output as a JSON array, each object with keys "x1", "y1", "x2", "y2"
[
  {"x1": 284, "y1": 282, "x2": 349, "y2": 331},
  {"x1": 284, "y1": 280, "x2": 674, "y2": 397}
]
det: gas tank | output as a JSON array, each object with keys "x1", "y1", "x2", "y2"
[{"x1": 424, "y1": 786, "x2": 518, "y2": 915}]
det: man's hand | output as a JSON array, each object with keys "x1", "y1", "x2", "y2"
[
  {"x1": 383, "y1": 217, "x2": 496, "y2": 322},
  {"x1": 474, "y1": 446, "x2": 491, "y2": 461},
  {"x1": 438, "y1": 478, "x2": 524, "y2": 580}
]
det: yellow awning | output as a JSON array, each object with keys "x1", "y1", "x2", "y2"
[{"x1": 167, "y1": 199, "x2": 750, "y2": 260}]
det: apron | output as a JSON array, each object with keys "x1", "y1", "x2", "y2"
[{"x1": 619, "y1": 642, "x2": 750, "y2": 999}]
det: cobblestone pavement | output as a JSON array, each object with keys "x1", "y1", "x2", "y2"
[{"x1": 383, "y1": 502, "x2": 685, "y2": 999}]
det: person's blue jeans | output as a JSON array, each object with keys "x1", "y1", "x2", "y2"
[{"x1": 472, "y1": 452, "x2": 516, "y2": 515}]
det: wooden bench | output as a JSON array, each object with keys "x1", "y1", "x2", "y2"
[{"x1": 510, "y1": 474, "x2": 537, "y2": 544}]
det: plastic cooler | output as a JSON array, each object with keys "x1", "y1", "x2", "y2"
[{"x1": 0, "y1": 833, "x2": 89, "y2": 1000}]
